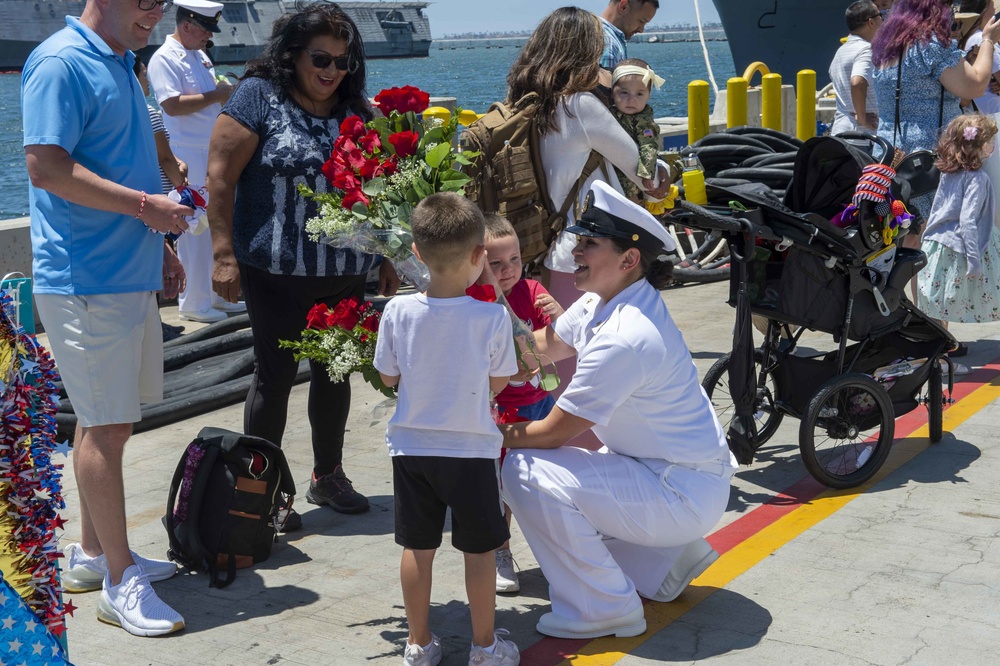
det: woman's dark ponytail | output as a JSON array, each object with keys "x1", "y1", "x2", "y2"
[{"x1": 645, "y1": 257, "x2": 674, "y2": 290}]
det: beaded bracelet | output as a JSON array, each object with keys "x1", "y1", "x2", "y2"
[{"x1": 136, "y1": 191, "x2": 147, "y2": 219}]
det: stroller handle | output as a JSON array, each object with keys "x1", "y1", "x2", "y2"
[
  {"x1": 674, "y1": 200, "x2": 782, "y2": 243},
  {"x1": 835, "y1": 131, "x2": 894, "y2": 165}
]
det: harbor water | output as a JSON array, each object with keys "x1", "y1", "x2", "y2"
[{"x1": 0, "y1": 40, "x2": 734, "y2": 220}]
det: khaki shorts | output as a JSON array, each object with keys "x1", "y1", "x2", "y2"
[{"x1": 36, "y1": 292, "x2": 163, "y2": 428}]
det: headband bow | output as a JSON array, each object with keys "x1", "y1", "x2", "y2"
[{"x1": 612, "y1": 64, "x2": 665, "y2": 90}]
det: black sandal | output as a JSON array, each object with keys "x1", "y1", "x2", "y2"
[{"x1": 948, "y1": 342, "x2": 969, "y2": 358}]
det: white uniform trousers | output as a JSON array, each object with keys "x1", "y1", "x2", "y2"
[
  {"x1": 502, "y1": 446, "x2": 731, "y2": 623},
  {"x1": 172, "y1": 141, "x2": 215, "y2": 314}
]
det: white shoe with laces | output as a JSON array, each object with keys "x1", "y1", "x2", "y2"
[
  {"x1": 495, "y1": 548, "x2": 520, "y2": 593},
  {"x1": 403, "y1": 634, "x2": 442, "y2": 666},
  {"x1": 63, "y1": 543, "x2": 177, "y2": 593},
  {"x1": 178, "y1": 307, "x2": 227, "y2": 323},
  {"x1": 96, "y1": 564, "x2": 185, "y2": 636},
  {"x1": 212, "y1": 299, "x2": 247, "y2": 313},
  {"x1": 468, "y1": 629, "x2": 520, "y2": 665}
]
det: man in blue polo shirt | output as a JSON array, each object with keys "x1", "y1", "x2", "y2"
[
  {"x1": 598, "y1": 0, "x2": 659, "y2": 88},
  {"x1": 22, "y1": 0, "x2": 193, "y2": 637}
]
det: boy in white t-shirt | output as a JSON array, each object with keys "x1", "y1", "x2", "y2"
[{"x1": 374, "y1": 192, "x2": 521, "y2": 666}]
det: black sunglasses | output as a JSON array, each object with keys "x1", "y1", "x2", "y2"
[
  {"x1": 137, "y1": 0, "x2": 173, "y2": 10},
  {"x1": 307, "y1": 50, "x2": 351, "y2": 71}
]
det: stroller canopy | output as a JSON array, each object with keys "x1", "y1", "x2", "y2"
[{"x1": 784, "y1": 137, "x2": 873, "y2": 219}]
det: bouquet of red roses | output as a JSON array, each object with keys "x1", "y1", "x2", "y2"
[
  {"x1": 300, "y1": 86, "x2": 476, "y2": 290},
  {"x1": 278, "y1": 298, "x2": 394, "y2": 398}
]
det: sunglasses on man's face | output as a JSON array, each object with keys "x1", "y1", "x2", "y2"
[
  {"x1": 137, "y1": 0, "x2": 173, "y2": 10},
  {"x1": 307, "y1": 50, "x2": 351, "y2": 71}
]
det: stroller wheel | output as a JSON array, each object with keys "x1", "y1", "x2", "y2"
[
  {"x1": 703, "y1": 350, "x2": 784, "y2": 446},
  {"x1": 800, "y1": 373, "x2": 894, "y2": 489}
]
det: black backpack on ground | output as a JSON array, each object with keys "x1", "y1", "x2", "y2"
[{"x1": 164, "y1": 426, "x2": 296, "y2": 588}]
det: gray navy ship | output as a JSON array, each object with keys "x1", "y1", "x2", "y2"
[
  {"x1": 0, "y1": 0, "x2": 431, "y2": 69},
  {"x1": 712, "y1": 0, "x2": 853, "y2": 86}
]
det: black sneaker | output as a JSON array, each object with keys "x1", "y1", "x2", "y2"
[{"x1": 305, "y1": 465, "x2": 370, "y2": 514}]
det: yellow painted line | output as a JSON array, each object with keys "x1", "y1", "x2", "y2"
[{"x1": 560, "y1": 377, "x2": 1000, "y2": 665}]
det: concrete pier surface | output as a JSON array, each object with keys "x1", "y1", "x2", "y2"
[{"x1": 53, "y1": 280, "x2": 1000, "y2": 666}]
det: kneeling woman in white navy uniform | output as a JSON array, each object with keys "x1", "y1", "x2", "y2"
[{"x1": 499, "y1": 181, "x2": 738, "y2": 640}]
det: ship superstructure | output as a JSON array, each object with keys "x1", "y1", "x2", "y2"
[{"x1": 0, "y1": 0, "x2": 431, "y2": 69}]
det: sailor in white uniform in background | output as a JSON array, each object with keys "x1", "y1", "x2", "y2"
[
  {"x1": 148, "y1": 0, "x2": 244, "y2": 322},
  {"x1": 499, "y1": 181, "x2": 738, "y2": 640}
]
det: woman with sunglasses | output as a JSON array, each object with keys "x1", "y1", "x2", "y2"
[{"x1": 207, "y1": 3, "x2": 401, "y2": 531}]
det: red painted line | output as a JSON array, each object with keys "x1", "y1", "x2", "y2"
[{"x1": 520, "y1": 358, "x2": 1000, "y2": 665}]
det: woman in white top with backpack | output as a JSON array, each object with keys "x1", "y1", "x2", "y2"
[{"x1": 504, "y1": 6, "x2": 671, "y2": 310}]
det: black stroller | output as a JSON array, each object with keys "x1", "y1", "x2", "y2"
[{"x1": 674, "y1": 133, "x2": 957, "y2": 489}]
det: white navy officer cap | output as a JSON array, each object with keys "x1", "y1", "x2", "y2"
[
  {"x1": 175, "y1": 0, "x2": 223, "y2": 33},
  {"x1": 566, "y1": 180, "x2": 677, "y2": 254}
]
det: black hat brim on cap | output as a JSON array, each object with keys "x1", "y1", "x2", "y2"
[
  {"x1": 178, "y1": 8, "x2": 222, "y2": 33},
  {"x1": 566, "y1": 205, "x2": 668, "y2": 254}
]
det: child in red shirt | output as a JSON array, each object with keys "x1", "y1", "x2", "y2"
[{"x1": 480, "y1": 214, "x2": 563, "y2": 594}]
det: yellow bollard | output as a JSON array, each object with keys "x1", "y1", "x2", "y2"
[
  {"x1": 422, "y1": 106, "x2": 451, "y2": 124},
  {"x1": 457, "y1": 109, "x2": 482, "y2": 126},
  {"x1": 796, "y1": 69, "x2": 817, "y2": 141},
  {"x1": 727, "y1": 77, "x2": 748, "y2": 128},
  {"x1": 761, "y1": 73, "x2": 782, "y2": 131},
  {"x1": 688, "y1": 80, "x2": 710, "y2": 145}
]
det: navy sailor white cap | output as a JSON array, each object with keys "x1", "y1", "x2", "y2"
[
  {"x1": 566, "y1": 180, "x2": 676, "y2": 254},
  {"x1": 175, "y1": 0, "x2": 223, "y2": 33}
]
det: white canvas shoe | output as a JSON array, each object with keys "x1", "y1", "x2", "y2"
[
  {"x1": 650, "y1": 538, "x2": 719, "y2": 603},
  {"x1": 97, "y1": 564, "x2": 185, "y2": 636},
  {"x1": 495, "y1": 548, "x2": 520, "y2": 593},
  {"x1": 178, "y1": 307, "x2": 228, "y2": 323},
  {"x1": 468, "y1": 629, "x2": 520, "y2": 666},
  {"x1": 536, "y1": 606, "x2": 646, "y2": 640},
  {"x1": 403, "y1": 634, "x2": 442, "y2": 666},
  {"x1": 63, "y1": 543, "x2": 177, "y2": 593},
  {"x1": 212, "y1": 299, "x2": 247, "y2": 313}
]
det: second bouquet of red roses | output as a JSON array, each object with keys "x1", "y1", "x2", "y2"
[
  {"x1": 300, "y1": 86, "x2": 476, "y2": 290},
  {"x1": 279, "y1": 298, "x2": 394, "y2": 398}
]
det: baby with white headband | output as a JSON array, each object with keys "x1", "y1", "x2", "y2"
[{"x1": 610, "y1": 58, "x2": 665, "y2": 203}]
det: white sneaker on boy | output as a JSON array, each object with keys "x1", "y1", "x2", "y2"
[
  {"x1": 96, "y1": 564, "x2": 185, "y2": 636},
  {"x1": 468, "y1": 629, "x2": 520, "y2": 666},
  {"x1": 63, "y1": 543, "x2": 177, "y2": 593},
  {"x1": 403, "y1": 634, "x2": 442, "y2": 666},
  {"x1": 495, "y1": 548, "x2": 520, "y2": 593}
]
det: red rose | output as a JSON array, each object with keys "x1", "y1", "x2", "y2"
[
  {"x1": 359, "y1": 157, "x2": 385, "y2": 180},
  {"x1": 339, "y1": 115, "x2": 366, "y2": 141},
  {"x1": 360, "y1": 314, "x2": 380, "y2": 332},
  {"x1": 330, "y1": 297, "x2": 361, "y2": 330},
  {"x1": 380, "y1": 155, "x2": 398, "y2": 177},
  {"x1": 465, "y1": 283, "x2": 497, "y2": 303},
  {"x1": 496, "y1": 407, "x2": 529, "y2": 424},
  {"x1": 375, "y1": 86, "x2": 431, "y2": 115},
  {"x1": 306, "y1": 303, "x2": 334, "y2": 330},
  {"x1": 388, "y1": 131, "x2": 419, "y2": 158},
  {"x1": 358, "y1": 129, "x2": 382, "y2": 154},
  {"x1": 332, "y1": 169, "x2": 360, "y2": 192},
  {"x1": 342, "y1": 188, "x2": 370, "y2": 210},
  {"x1": 346, "y1": 148, "x2": 367, "y2": 172}
]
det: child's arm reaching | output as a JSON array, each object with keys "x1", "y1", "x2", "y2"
[
  {"x1": 379, "y1": 372, "x2": 400, "y2": 388},
  {"x1": 535, "y1": 293, "x2": 565, "y2": 321},
  {"x1": 490, "y1": 375, "x2": 512, "y2": 394},
  {"x1": 634, "y1": 105, "x2": 660, "y2": 180}
]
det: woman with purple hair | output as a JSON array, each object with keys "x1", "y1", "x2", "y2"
[{"x1": 872, "y1": 1, "x2": 1000, "y2": 209}]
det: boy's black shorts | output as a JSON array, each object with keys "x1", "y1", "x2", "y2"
[{"x1": 392, "y1": 455, "x2": 509, "y2": 553}]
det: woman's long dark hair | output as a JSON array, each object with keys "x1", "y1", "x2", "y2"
[
  {"x1": 243, "y1": 1, "x2": 372, "y2": 120},
  {"x1": 505, "y1": 6, "x2": 604, "y2": 134}
]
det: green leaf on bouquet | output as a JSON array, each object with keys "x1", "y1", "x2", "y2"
[
  {"x1": 412, "y1": 177, "x2": 434, "y2": 199},
  {"x1": 351, "y1": 202, "x2": 369, "y2": 219},
  {"x1": 438, "y1": 169, "x2": 472, "y2": 192},
  {"x1": 363, "y1": 177, "x2": 387, "y2": 196},
  {"x1": 424, "y1": 142, "x2": 452, "y2": 169},
  {"x1": 297, "y1": 183, "x2": 316, "y2": 197},
  {"x1": 421, "y1": 126, "x2": 446, "y2": 146},
  {"x1": 386, "y1": 189, "x2": 405, "y2": 205},
  {"x1": 452, "y1": 152, "x2": 474, "y2": 166},
  {"x1": 397, "y1": 202, "x2": 413, "y2": 224}
]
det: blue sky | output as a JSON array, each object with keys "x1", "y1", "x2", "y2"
[{"x1": 423, "y1": 1, "x2": 721, "y2": 37}]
